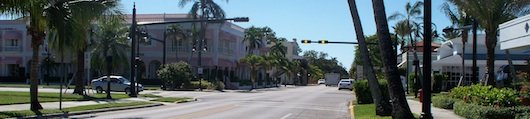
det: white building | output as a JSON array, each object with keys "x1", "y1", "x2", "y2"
[{"x1": 434, "y1": 34, "x2": 529, "y2": 89}]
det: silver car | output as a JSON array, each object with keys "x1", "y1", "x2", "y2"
[
  {"x1": 338, "y1": 79, "x2": 353, "y2": 90},
  {"x1": 91, "y1": 76, "x2": 143, "y2": 94}
]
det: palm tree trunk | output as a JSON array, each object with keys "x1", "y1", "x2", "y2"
[
  {"x1": 485, "y1": 29, "x2": 497, "y2": 85},
  {"x1": 371, "y1": 0, "x2": 414, "y2": 118},
  {"x1": 348, "y1": 0, "x2": 391, "y2": 115},
  {"x1": 73, "y1": 50, "x2": 85, "y2": 95},
  {"x1": 458, "y1": 30, "x2": 468, "y2": 86},
  {"x1": 30, "y1": 31, "x2": 43, "y2": 111}
]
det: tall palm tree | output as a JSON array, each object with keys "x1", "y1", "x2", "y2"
[
  {"x1": 69, "y1": 0, "x2": 119, "y2": 95},
  {"x1": 89, "y1": 15, "x2": 130, "y2": 75},
  {"x1": 447, "y1": 0, "x2": 530, "y2": 85},
  {"x1": 0, "y1": 0, "x2": 97, "y2": 110},
  {"x1": 348, "y1": 0, "x2": 391, "y2": 116},
  {"x1": 371, "y1": 0, "x2": 415, "y2": 118},
  {"x1": 389, "y1": 1, "x2": 424, "y2": 94},
  {"x1": 243, "y1": 26, "x2": 265, "y2": 54},
  {"x1": 239, "y1": 54, "x2": 265, "y2": 90}
]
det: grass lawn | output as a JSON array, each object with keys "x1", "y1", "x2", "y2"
[
  {"x1": 0, "y1": 101, "x2": 153, "y2": 118},
  {"x1": 354, "y1": 103, "x2": 419, "y2": 119},
  {"x1": 0, "y1": 91, "x2": 130, "y2": 105},
  {"x1": 151, "y1": 97, "x2": 192, "y2": 103},
  {"x1": 0, "y1": 83, "x2": 92, "y2": 89},
  {"x1": 139, "y1": 94, "x2": 162, "y2": 98}
]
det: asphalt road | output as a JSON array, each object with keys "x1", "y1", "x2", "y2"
[{"x1": 70, "y1": 85, "x2": 353, "y2": 119}]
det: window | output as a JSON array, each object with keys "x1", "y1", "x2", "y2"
[{"x1": 8, "y1": 39, "x2": 18, "y2": 46}]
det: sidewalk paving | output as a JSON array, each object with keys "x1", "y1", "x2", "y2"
[
  {"x1": 407, "y1": 97, "x2": 464, "y2": 119},
  {"x1": 0, "y1": 98, "x2": 153, "y2": 112}
]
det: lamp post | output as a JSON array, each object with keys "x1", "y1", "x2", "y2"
[{"x1": 421, "y1": 0, "x2": 433, "y2": 118}]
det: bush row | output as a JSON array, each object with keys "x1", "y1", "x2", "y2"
[
  {"x1": 450, "y1": 84, "x2": 519, "y2": 107},
  {"x1": 353, "y1": 79, "x2": 389, "y2": 104},
  {"x1": 453, "y1": 101, "x2": 530, "y2": 119}
]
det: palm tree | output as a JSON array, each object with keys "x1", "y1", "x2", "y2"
[
  {"x1": 0, "y1": 0, "x2": 97, "y2": 110},
  {"x1": 348, "y1": 0, "x2": 391, "y2": 115},
  {"x1": 89, "y1": 15, "x2": 130, "y2": 75},
  {"x1": 371, "y1": 0, "x2": 415, "y2": 118},
  {"x1": 69, "y1": 0, "x2": 119, "y2": 95},
  {"x1": 447, "y1": 0, "x2": 530, "y2": 85},
  {"x1": 243, "y1": 26, "x2": 265, "y2": 54},
  {"x1": 389, "y1": 1, "x2": 424, "y2": 95},
  {"x1": 239, "y1": 55, "x2": 265, "y2": 90}
]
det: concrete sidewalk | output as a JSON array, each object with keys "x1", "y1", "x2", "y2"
[
  {"x1": 407, "y1": 98, "x2": 464, "y2": 119},
  {"x1": 0, "y1": 98, "x2": 153, "y2": 112}
]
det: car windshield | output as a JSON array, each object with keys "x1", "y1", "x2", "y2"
[{"x1": 340, "y1": 80, "x2": 350, "y2": 82}]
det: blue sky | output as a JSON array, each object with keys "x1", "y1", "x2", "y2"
[{"x1": 122, "y1": 0, "x2": 452, "y2": 71}]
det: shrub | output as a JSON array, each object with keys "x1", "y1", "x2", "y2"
[
  {"x1": 157, "y1": 61, "x2": 192, "y2": 90},
  {"x1": 187, "y1": 80, "x2": 216, "y2": 90},
  {"x1": 353, "y1": 80, "x2": 389, "y2": 104},
  {"x1": 516, "y1": 113, "x2": 530, "y2": 119},
  {"x1": 454, "y1": 101, "x2": 530, "y2": 119},
  {"x1": 432, "y1": 74, "x2": 447, "y2": 93},
  {"x1": 449, "y1": 84, "x2": 519, "y2": 107},
  {"x1": 408, "y1": 73, "x2": 418, "y2": 94},
  {"x1": 432, "y1": 95, "x2": 456, "y2": 109}
]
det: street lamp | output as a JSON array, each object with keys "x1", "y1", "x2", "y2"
[
  {"x1": 442, "y1": 19, "x2": 478, "y2": 84},
  {"x1": 422, "y1": 0, "x2": 433, "y2": 118}
]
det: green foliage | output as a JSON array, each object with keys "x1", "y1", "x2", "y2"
[
  {"x1": 408, "y1": 73, "x2": 417, "y2": 94},
  {"x1": 353, "y1": 80, "x2": 389, "y2": 104},
  {"x1": 432, "y1": 74, "x2": 447, "y2": 93},
  {"x1": 151, "y1": 97, "x2": 191, "y2": 103},
  {"x1": 303, "y1": 50, "x2": 348, "y2": 76},
  {"x1": 453, "y1": 101, "x2": 530, "y2": 119},
  {"x1": 432, "y1": 95, "x2": 456, "y2": 109},
  {"x1": 157, "y1": 61, "x2": 192, "y2": 90},
  {"x1": 449, "y1": 84, "x2": 519, "y2": 107},
  {"x1": 353, "y1": 35, "x2": 382, "y2": 67},
  {"x1": 516, "y1": 113, "x2": 530, "y2": 119},
  {"x1": 354, "y1": 104, "x2": 392, "y2": 119},
  {"x1": 187, "y1": 80, "x2": 216, "y2": 90}
]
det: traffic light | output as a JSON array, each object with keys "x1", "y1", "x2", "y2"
[
  {"x1": 301, "y1": 40, "x2": 312, "y2": 44},
  {"x1": 318, "y1": 40, "x2": 328, "y2": 44}
]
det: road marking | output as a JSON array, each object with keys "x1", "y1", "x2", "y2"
[
  {"x1": 280, "y1": 113, "x2": 292, "y2": 119},
  {"x1": 172, "y1": 104, "x2": 237, "y2": 119}
]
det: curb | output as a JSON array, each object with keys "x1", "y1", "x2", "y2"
[
  {"x1": 349, "y1": 101, "x2": 355, "y2": 119},
  {"x1": 20, "y1": 103, "x2": 164, "y2": 119}
]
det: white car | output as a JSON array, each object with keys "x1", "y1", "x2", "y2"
[
  {"x1": 317, "y1": 79, "x2": 325, "y2": 84},
  {"x1": 338, "y1": 79, "x2": 354, "y2": 90},
  {"x1": 91, "y1": 76, "x2": 143, "y2": 94}
]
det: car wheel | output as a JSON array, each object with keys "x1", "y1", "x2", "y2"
[
  {"x1": 95, "y1": 87, "x2": 103, "y2": 94},
  {"x1": 124, "y1": 88, "x2": 130, "y2": 94}
]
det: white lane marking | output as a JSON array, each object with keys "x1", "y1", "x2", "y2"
[{"x1": 280, "y1": 113, "x2": 293, "y2": 119}]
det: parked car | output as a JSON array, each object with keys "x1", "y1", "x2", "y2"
[
  {"x1": 91, "y1": 76, "x2": 144, "y2": 94},
  {"x1": 317, "y1": 79, "x2": 325, "y2": 84},
  {"x1": 338, "y1": 79, "x2": 353, "y2": 90}
]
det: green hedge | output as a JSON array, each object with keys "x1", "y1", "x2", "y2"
[
  {"x1": 432, "y1": 95, "x2": 456, "y2": 109},
  {"x1": 516, "y1": 113, "x2": 530, "y2": 119},
  {"x1": 353, "y1": 80, "x2": 389, "y2": 104},
  {"x1": 450, "y1": 84, "x2": 519, "y2": 107},
  {"x1": 454, "y1": 101, "x2": 530, "y2": 119},
  {"x1": 186, "y1": 80, "x2": 216, "y2": 90}
]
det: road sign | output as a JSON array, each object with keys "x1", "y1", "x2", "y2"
[{"x1": 198, "y1": 67, "x2": 203, "y2": 75}]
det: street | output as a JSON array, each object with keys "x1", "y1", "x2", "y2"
[{"x1": 70, "y1": 85, "x2": 353, "y2": 119}]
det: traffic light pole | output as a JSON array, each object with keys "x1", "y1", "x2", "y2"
[{"x1": 300, "y1": 40, "x2": 377, "y2": 45}]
